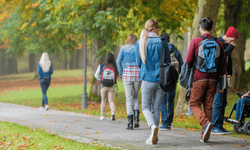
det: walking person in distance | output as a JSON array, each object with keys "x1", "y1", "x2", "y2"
[
  {"x1": 37, "y1": 52, "x2": 53, "y2": 111},
  {"x1": 95, "y1": 53, "x2": 119, "y2": 121}
]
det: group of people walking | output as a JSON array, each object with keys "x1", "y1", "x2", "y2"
[{"x1": 37, "y1": 17, "x2": 250, "y2": 146}]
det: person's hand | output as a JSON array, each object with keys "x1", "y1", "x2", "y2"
[
  {"x1": 219, "y1": 89, "x2": 224, "y2": 93},
  {"x1": 241, "y1": 93, "x2": 249, "y2": 98},
  {"x1": 230, "y1": 41, "x2": 236, "y2": 47}
]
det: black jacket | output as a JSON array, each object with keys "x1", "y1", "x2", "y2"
[{"x1": 218, "y1": 36, "x2": 235, "y2": 76}]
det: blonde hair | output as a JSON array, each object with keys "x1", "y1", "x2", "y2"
[
  {"x1": 139, "y1": 19, "x2": 159, "y2": 64},
  {"x1": 39, "y1": 52, "x2": 51, "y2": 72},
  {"x1": 126, "y1": 34, "x2": 138, "y2": 45}
]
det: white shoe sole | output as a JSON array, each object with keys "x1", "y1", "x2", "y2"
[{"x1": 211, "y1": 132, "x2": 225, "y2": 135}]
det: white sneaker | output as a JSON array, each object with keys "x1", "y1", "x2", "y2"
[
  {"x1": 39, "y1": 106, "x2": 44, "y2": 110},
  {"x1": 45, "y1": 105, "x2": 49, "y2": 111},
  {"x1": 146, "y1": 136, "x2": 153, "y2": 145},
  {"x1": 100, "y1": 116, "x2": 105, "y2": 120},
  {"x1": 146, "y1": 125, "x2": 158, "y2": 145}
]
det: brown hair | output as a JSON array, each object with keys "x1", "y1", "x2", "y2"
[
  {"x1": 139, "y1": 19, "x2": 159, "y2": 64},
  {"x1": 126, "y1": 34, "x2": 138, "y2": 45}
]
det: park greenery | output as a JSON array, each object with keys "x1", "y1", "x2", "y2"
[
  {"x1": 0, "y1": 121, "x2": 117, "y2": 149},
  {"x1": 1, "y1": 0, "x2": 250, "y2": 147}
]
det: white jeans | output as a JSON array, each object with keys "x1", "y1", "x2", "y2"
[
  {"x1": 141, "y1": 81, "x2": 164, "y2": 127},
  {"x1": 124, "y1": 81, "x2": 142, "y2": 116}
]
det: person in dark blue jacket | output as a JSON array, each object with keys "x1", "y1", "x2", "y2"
[
  {"x1": 211, "y1": 26, "x2": 238, "y2": 135},
  {"x1": 159, "y1": 33, "x2": 183, "y2": 131},
  {"x1": 135, "y1": 19, "x2": 171, "y2": 145},
  {"x1": 37, "y1": 52, "x2": 53, "y2": 111}
]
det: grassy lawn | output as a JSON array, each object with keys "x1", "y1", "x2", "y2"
[
  {"x1": 1, "y1": 69, "x2": 250, "y2": 139},
  {"x1": 0, "y1": 121, "x2": 116, "y2": 150},
  {"x1": 0, "y1": 68, "x2": 91, "y2": 82},
  {"x1": 245, "y1": 61, "x2": 250, "y2": 70}
]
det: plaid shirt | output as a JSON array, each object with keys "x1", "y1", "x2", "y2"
[{"x1": 122, "y1": 66, "x2": 140, "y2": 82}]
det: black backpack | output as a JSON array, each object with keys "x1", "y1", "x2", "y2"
[
  {"x1": 159, "y1": 38, "x2": 179, "y2": 92},
  {"x1": 100, "y1": 63, "x2": 116, "y2": 87}
]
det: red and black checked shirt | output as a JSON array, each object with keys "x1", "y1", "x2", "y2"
[{"x1": 122, "y1": 66, "x2": 140, "y2": 82}]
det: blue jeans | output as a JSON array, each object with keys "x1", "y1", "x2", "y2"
[
  {"x1": 141, "y1": 81, "x2": 164, "y2": 128},
  {"x1": 40, "y1": 78, "x2": 51, "y2": 107},
  {"x1": 235, "y1": 97, "x2": 250, "y2": 120},
  {"x1": 160, "y1": 91, "x2": 175, "y2": 127},
  {"x1": 212, "y1": 87, "x2": 227, "y2": 129}
]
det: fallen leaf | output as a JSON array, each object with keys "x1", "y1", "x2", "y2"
[
  {"x1": 173, "y1": 145, "x2": 177, "y2": 146},
  {"x1": 45, "y1": 114, "x2": 52, "y2": 116},
  {"x1": 232, "y1": 144, "x2": 238, "y2": 146},
  {"x1": 241, "y1": 145, "x2": 245, "y2": 147},
  {"x1": 84, "y1": 133, "x2": 90, "y2": 135},
  {"x1": 209, "y1": 145, "x2": 214, "y2": 146},
  {"x1": 43, "y1": 127, "x2": 47, "y2": 130},
  {"x1": 49, "y1": 120, "x2": 56, "y2": 122},
  {"x1": 214, "y1": 138, "x2": 219, "y2": 140},
  {"x1": 178, "y1": 132, "x2": 186, "y2": 134},
  {"x1": 187, "y1": 128, "x2": 197, "y2": 131},
  {"x1": 245, "y1": 140, "x2": 250, "y2": 142},
  {"x1": 95, "y1": 132, "x2": 99, "y2": 134},
  {"x1": 86, "y1": 127, "x2": 91, "y2": 129},
  {"x1": 65, "y1": 126, "x2": 68, "y2": 128},
  {"x1": 171, "y1": 128, "x2": 174, "y2": 131}
]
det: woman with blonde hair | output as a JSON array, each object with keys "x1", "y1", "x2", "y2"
[
  {"x1": 135, "y1": 19, "x2": 171, "y2": 145},
  {"x1": 117, "y1": 34, "x2": 141, "y2": 130},
  {"x1": 37, "y1": 52, "x2": 53, "y2": 111}
]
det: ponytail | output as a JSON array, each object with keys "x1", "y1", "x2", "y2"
[{"x1": 139, "y1": 29, "x2": 148, "y2": 64}]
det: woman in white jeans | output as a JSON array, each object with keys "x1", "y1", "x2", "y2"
[
  {"x1": 135, "y1": 19, "x2": 171, "y2": 145},
  {"x1": 117, "y1": 34, "x2": 142, "y2": 130}
]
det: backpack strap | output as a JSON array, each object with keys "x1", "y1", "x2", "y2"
[
  {"x1": 99, "y1": 63, "x2": 104, "y2": 81},
  {"x1": 160, "y1": 37, "x2": 167, "y2": 65},
  {"x1": 198, "y1": 35, "x2": 206, "y2": 40}
]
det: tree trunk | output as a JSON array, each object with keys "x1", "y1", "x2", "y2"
[
  {"x1": 224, "y1": 0, "x2": 250, "y2": 89},
  {"x1": 29, "y1": 53, "x2": 36, "y2": 72},
  {"x1": 8, "y1": 57, "x2": 18, "y2": 74},
  {"x1": 175, "y1": 0, "x2": 221, "y2": 115},
  {"x1": 70, "y1": 51, "x2": 75, "y2": 69},
  {"x1": 89, "y1": 39, "x2": 106, "y2": 102}
]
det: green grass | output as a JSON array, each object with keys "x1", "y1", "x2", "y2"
[
  {"x1": 245, "y1": 61, "x2": 250, "y2": 70},
  {"x1": 0, "y1": 68, "x2": 91, "y2": 82},
  {"x1": 0, "y1": 121, "x2": 116, "y2": 150}
]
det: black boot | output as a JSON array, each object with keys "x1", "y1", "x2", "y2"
[
  {"x1": 126, "y1": 115, "x2": 133, "y2": 130},
  {"x1": 134, "y1": 110, "x2": 140, "y2": 128}
]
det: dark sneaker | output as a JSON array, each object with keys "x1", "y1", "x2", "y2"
[
  {"x1": 211, "y1": 127, "x2": 225, "y2": 135},
  {"x1": 203, "y1": 122, "x2": 213, "y2": 143},
  {"x1": 159, "y1": 126, "x2": 171, "y2": 131},
  {"x1": 220, "y1": 127, "x2": 232, "y2": 134},
  {"x1": 111, "y1": 114, "x2": 115, "y2": 121}
]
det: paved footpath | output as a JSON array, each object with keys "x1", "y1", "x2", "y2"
[{"x1": 0, "y1": 102, "x2": 249, "y2": 150}]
